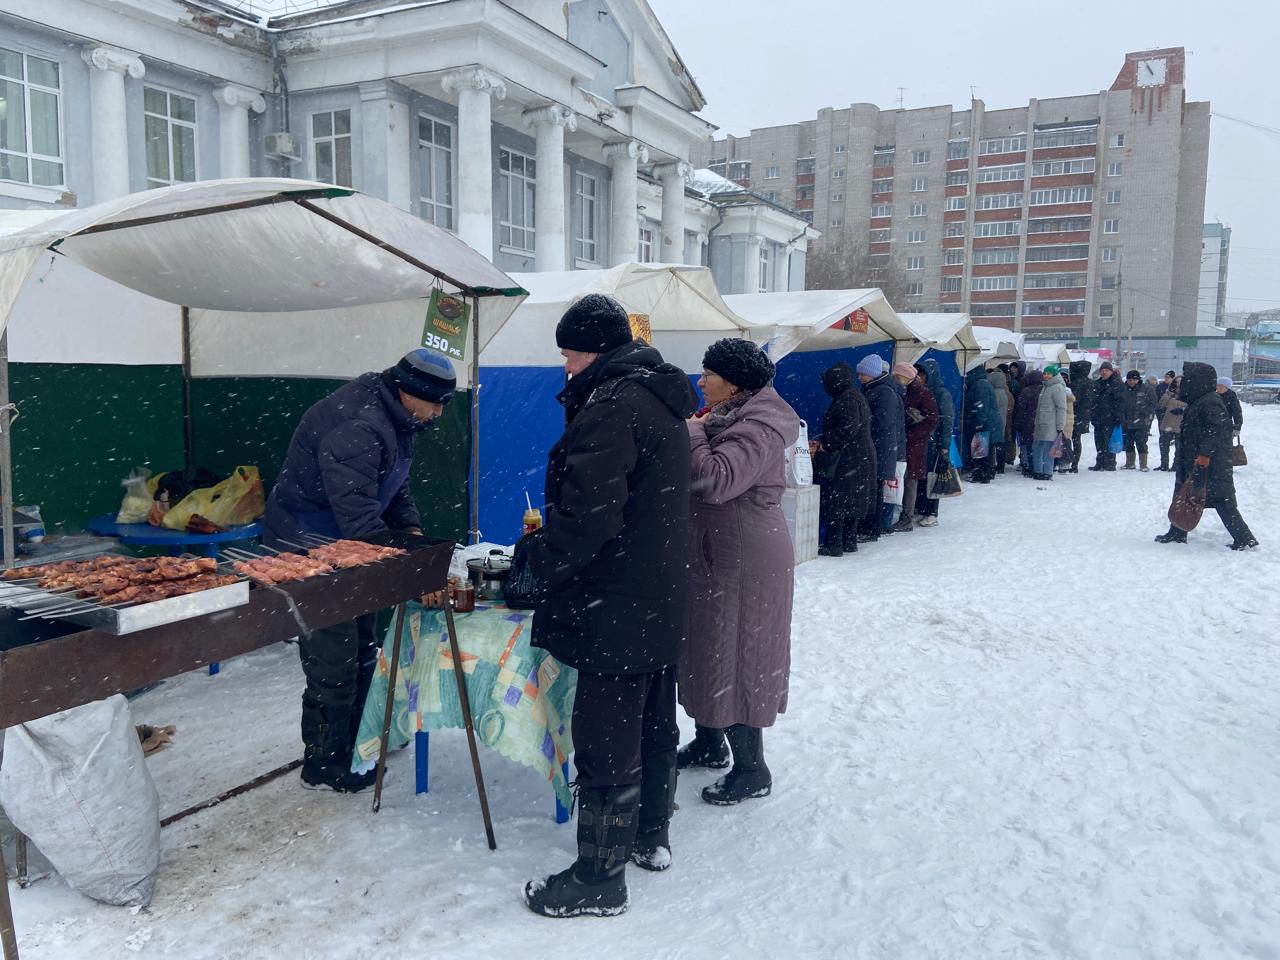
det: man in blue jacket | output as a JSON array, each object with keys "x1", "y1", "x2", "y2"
[{"x1": 264, "y1": 349, "x2": 456, "y2": 792}]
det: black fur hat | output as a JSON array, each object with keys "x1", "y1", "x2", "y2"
[{"x1": 702, "y1": 338, "x2": 776, "y2": 391}]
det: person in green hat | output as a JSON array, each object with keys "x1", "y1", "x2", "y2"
[{"x1": 1032, "y1": 365, "x2": 1068, "y2": 480}]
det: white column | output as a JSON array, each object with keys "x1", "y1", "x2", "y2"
[
  {"x1": 746, "y1": 236, "x2": 763, "y2": 293},
  {"x1": 442, "y1": 68, "x2": 506, "y2": 260},
  {"x1": 522, "y1": 105, "x2": 576, "y2": 272},
  {"x1": 214, "y1": 84, "x2": 266, "y2": 180},
  {"x1": 694, "y1": 230, "x2": 708, "y2": 266},
  {"x1": 359, "y1": 82, "x2": 412, "y2": 210},
  {"x1": 81, "y1": 45, "x2": 144, "y2": 202},
  {"x1": 653, "y1": 161, "x2": 691, "y2": 264},
  {"x1": 604, "y1": 140, "x2": 648, "y2": 266}
]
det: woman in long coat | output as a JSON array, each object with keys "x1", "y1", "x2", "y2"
[
  {"x1": 677, "y1": 338, "x2": 801, "y2": 806},
  {"x1": 814, "y1": 362, "x2": 877, "y2": 557},
  {"x1": 894, "y1": 363, "x2": 939, "y2": 531}
]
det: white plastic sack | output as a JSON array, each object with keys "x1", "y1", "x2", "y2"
[
  {"x1": 0, "y1": 695, "x2": 160, "y2": 906},
  {"x1": 882, "y1": 461, "x2": 908, "y2": 506},
  {"x1": 785, "y1": 419, "x2": 813, "y2": 487}
]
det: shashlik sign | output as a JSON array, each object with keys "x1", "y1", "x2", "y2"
[{"x1": 421, "y1": 289, "x2": 472, "y2": 361}]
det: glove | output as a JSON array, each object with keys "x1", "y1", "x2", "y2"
[{"x1": 1194, "y1": 455, "x2": 1210, "y2": 467}]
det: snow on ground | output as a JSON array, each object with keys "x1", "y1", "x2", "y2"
[{"x1": 9, "y1": 410, "x2": 1280, "y2": 960}]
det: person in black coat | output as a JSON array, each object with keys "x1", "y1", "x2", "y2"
[
  {"x1": 1156, "y1": 370, "x2": 1176, "y2": 405},
  {"x1": 963, "y1": 364, "x2": 1000, "y2": 483},
  {"x1": 914, "y1": 358, "x2": 953, "y2": 525},
  {"x1": 1012, "y1": 369, "x2": 1044, "y2": 476},
  {"x1": 1067, "y1": 359, "x2": 1093, "y2": 472},
  {"x1": 1216, "y1": 378, "x2": 1244, "y2": 434},
  {"x1": 1156, "y1": 362, "x2": 1257, "y2": 549},
  {"x1": 519, "y1": 294, "x2": 699, "y2": 919},
  {"x1": 815, "y1": 362, "x2": 877, "y2": 556},
  {"x1": 1121, "y1": 369, "x2": 1159, "y2": 470},
  {"x1": 1089, "y1": 361, "x2": 1125, "y2": 470},
  {"x1": 856, "y1": 356, "x2": 903, "y2": 540},
  {"x1": 263, "y1": 349, "x2": 456, "y2": 793}
]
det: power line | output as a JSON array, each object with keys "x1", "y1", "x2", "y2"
[{"x1": 1212, "y1": 112, "x2": 1280, "y2": 138}]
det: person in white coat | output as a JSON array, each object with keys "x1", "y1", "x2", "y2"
[{"x1": 1032, "y1": 364, "x2": 1068, "y2": 480}]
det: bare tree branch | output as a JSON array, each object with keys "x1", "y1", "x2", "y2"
[{"x1": 805, "y1": 235, "x2": 912, "y2": 309}]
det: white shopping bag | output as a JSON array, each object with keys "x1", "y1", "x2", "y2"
[
  {"x1": 785, "y1": 419, "x2": 813, "y2": 487},
  {"x1": 882, "y1": 460, "x2": 907, "y2": 506}
]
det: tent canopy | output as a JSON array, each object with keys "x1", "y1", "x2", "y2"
[
  {"x1": 895, "y1": 312, "x2": 980, "y2": 369},
  {"x1": 972, "y1": 325, "x2": 1025, "y2": 369},
  {"x1": 723, "y1": 289, "x2": 915, "y2": 360}
]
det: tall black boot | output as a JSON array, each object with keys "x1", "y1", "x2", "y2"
[
  {"x1": 631, "y1": 750, "x2": 677, "y2": 872},
  {"x1": 300, "y1": 715, "x2": 376, "y2": 793},
  {"x1": 676, "y1": 724, "x2": 729, "y2": 769},
  {"x1": 818, "y1": 517, "x2": 844, "y2": 557},
  {"x1": 1154, "y1": 525, "x2": 1188, "y2": 544},
  {"x1": 841, "y1": 521, "x2": 859, "y2": 553},
  {"x1": 525, "y1": 784, "x2": 639, "y2": 918},
  {"x1": 702, "y1": 725, "x2": 771, "y2": 806}
]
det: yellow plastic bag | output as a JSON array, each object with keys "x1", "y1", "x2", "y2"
[
  {"x1": 162, "y1": 466, "x2": 265, "y2": 532},
  {"x1": 116, "y1": 469, "x2": 162, "y2": 524}
]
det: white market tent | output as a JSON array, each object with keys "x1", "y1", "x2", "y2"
[
  {"x1": 0, "y1": 178, "x2": 529, "y2": 561},
  {"x1": 894, "y1": 312, "x2": 981, "y2": 372},
  {"x1": 722, "y1": 289, "x2": 916, "y2": 359},
  {"x1": 973, "y1": 325, "x2": 1025, "y2": 369},
  {"x1": 1023, "y1": 342, "x2": 1072, "y2": 367}
]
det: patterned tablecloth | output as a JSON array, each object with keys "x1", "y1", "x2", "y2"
[{"x1": 351, "y1": 601, "x2": 577, "y2": 808}]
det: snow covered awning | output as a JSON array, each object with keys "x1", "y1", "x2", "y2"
[
  {"x1": 895, "y1": 312, "x2": 981, "y2": 370},
  {"x1": 972, "y1": 325, "x2": 1025, "y2": 370},
  {"x1": 723, "y1": 289, "x2": 915, "y2": 361}
]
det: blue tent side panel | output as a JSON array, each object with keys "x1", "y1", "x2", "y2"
[{"x1": 771, "y1": 343, "x2": 894, "y2": 433}]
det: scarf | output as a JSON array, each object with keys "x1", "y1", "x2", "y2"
[{"x1": 701, "y1": 389, "x2": 757, "y2": 439}]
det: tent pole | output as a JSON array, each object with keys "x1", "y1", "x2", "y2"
[
  {"x1": 0, "y1": 332, "x2": 16, "y2": 570},
  {"x1": 469, "y1": 295, "x2": 480, "y2": 545},
  {"x1": 181, "y1": 307, "x2": 193, "y2": 472}
]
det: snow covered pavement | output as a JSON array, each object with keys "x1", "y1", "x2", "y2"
[{"x1": 10, "y1": 411, "x2": 1280, "y2": 959}]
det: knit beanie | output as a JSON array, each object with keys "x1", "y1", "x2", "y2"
[
  {"x1": 555, "y1": 293, "x2": 634, "y2": 353},
  {"x1": 386, "y1": 349, "x2": 456, "y2": 403},
  {"x1": 1165, "y1": 370, "x2": 1176, "y2": 379},
  {"x1": 856, "y1": 355, "x2": 884, "y2": 378},
  {"x1": 702, "y1": 338, "x2": 775, "y2": 391},
  {"x1": 1217, "y1": 376, "x2": 1233, "y2": 388},
  {"x1": 1044, "y1": 364, "x2": 1059, "y2": 376},
  {"x1": 1099, "y1": 361, "x2": 1113, "y2": 372},
  {"x1": 1126, "y1": 369, "x2": 1141, "y2": 381},
  {"x1": 892, "y1": 362, "x2": 918, "y2": 381}
]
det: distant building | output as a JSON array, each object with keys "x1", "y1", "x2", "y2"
[
  {"x1": 1199, "y1": 223, "x2": 1231, "y2": 328},
  {"x1": 692, "y1": 47, "x2": 1210, "y2": 339}
]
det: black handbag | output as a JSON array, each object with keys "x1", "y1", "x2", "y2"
[
  {"x1": 503, "y1": 530, "x2": 546, "y2": 610},
  {"x1": 812, "y1": 448, "x2": 843, "y2": 483}
]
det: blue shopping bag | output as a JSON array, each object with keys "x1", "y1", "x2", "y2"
[
  {"x1": 1109, "y1": 425, "x2": 1124, "y2": 454},
  {"x1": 949, "y1": 435, "x2": 962, "y2": 469}
]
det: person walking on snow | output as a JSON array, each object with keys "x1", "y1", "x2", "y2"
[
  {"x1": 1089, "y1": 361, "x2": 1125, "y2": 471},
  {"x1": 892, "y1": 362, "x2": 938, "y2": 532},
  {"x1": 1032, "y1": 364, "x2": 1068, "y2": 480},
  {"x1": 1121, "y1": 369, "x2": 1158, "y2": 471}
]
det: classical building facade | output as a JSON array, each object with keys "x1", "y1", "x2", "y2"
[
  {"x1": 693, "y1": 48, "x2": 1209, "y2": 337},
  {"x1": 0, "y1": 0, "x2": 811, "y2": 290}
]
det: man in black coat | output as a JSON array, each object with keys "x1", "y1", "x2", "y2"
[
  {"x1": 1068, "y1": 359, "x2": 1093, "y2": 473},
  {"x1": 1156, "y1": 362, "x2": 1257, "y2": 549},
  {"x1": 1121, "y1": 369, "x2": 1159, "y2": 471},
  {"x1": 519, "y1": 294, "x2": 698, "y2": 919},
  {"x1": 816, "y1": 362, "x2": 877, "y2": 556},
  {"x1": 1088, "y1": 361, "x2": 1125, "y2": 471},
  {"x1": 264, "y1": 349, "x2": 456, "y2": 792},
  {"x1": 914, "y1": 358, "x2": 953, "y2": 525},
  {"x1": 855, "y1": 355, "x2": 904, "y2": 541},
  {"x1": 1156, "y1": 370, "x2": 1176, "y2": 405}
]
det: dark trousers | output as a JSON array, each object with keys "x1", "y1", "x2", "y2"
[
  {"x1": 993, "y1": 441, "x2": 1007, "y2": 473},
  {"x1": 1210, "y1": 491, "x2": 1255, "y2": 543},
  {"x1": 1071, "y1": 427, "x2": 1087, "y2": 469},
  {"x1": 572, "y1": 665, "x2": 678, "y2": 789},
  {"x1": 1159, "y1": 431, "x2": 1176, "y2": 468},
  {"x1": 916, "y1": 477, "x2": 939, "y2": 517},
  {"x1": 857, "y1": 488, "x2": 886, "y2": 537},
  {"x1": 1093, "y1": 424, "x2": 1116, "y2": 468},
  {"x1": 1123, "y1": 428, "x2": 1149, "y2": 456},
  {"x1": 300, "y1": 613, "x2": 379, "y2": 776}
]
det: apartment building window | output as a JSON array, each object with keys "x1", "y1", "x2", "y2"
[
  {"x1": 834, "y1": 143, "x2": 846, "y2": 154},
  {"x1": 909, "y1": 202, "x2": 927, "y2": 217},
  {"x1": 311, "y1": 108, "x2": 352, "y2": 187},
  {"x1": 145, "y1": 87, "x2": 198, "y2": 188},
  {"x1": 831, "y1": 192, "x2": 844, "y2": 202},
  {"x1": 1100, "y1": 275, "x2": 1117, "y2": 290},
  {"x1": 946, "y1": 170, "x2": 969, "y2": 187},
  {"x1": 1023, "y1": 300, "x2": 1085, "y2": 316},
  {"x1": 906, "y1": 256, "x2": 924, "y2": 270},
  {"x1": 971, "y1": 303, "x2": 1016, "y2": 317},
  {"x1": 758, "y1": 244, "x2": 772, "y2": 293},
  {"x1": 1102, "y1": 246, "x2": 1117, "y2": 262},
  {"x1": 418, "y1": 114, "x2": 454, "y2": 229},
  {"x1": 728, "y1": 161, "x2": 750, "y2": 181},
  {"x1": 1108, "y1": 133, "x2": 1125, "y2": 148},
  {"x1": 1105, "y1": 190, "x2": 1121, "y2": 204},
  {"x1": 907, "y1": 230, "x2": 926, "y2": 244},
  {"x1": 972, "y1": 276, "x2": 1017, "y2": 291},
  {"x1": 1032, "y1": 158, "x2": 1095, "y2": 177},
  {"x1": 947, "y1": 139, "x2": 970, "y2": 160},
  {"x1": 638, "y1": 225, "x2": 654, "y2": 263},
  {"x1": 796, "y1": 158, "x2": 815, "y2": 175},
  {"x1": 911, "y1": 177, "x2": 927, "y2": 192},
  {"x1": 1032, "y1": 126, "x2": 1097, "y2": 149},
  {"x1": 871, "y1": 202, "x2": 891, "y2": 217},
  {"x1": 1025, "y1": 244, "x2": 1090, "y2": 261},
  {"x1": 945, "y1": 196, "x2": 967, "y2": 211},
  {"x1": 871, "y1": 178, "x2": 892, "y2": 194},
  {"x1": 941, "y1": 276, "x2": 963, "y2": 292},
  {"x1": 764, "y1": 165, "x2": 779, "y2": 179},
  {"x1": 499, "y1": 147, "x2": 536, "y2": 251},
  {"x1": 1029, "y1": 216, "x2": 1091, "y2": 234},
  {"x1": 830, "y1": 217, "x2": 843, "y2": 227},
  {"x1": 979, "y1": 135, "x2": 1026, "y2": 155},
  {"x1": 872, "y1": 148, "x2": 894, "y2": 168},
  {"x1": 944, "y1": 222, "x2": 966, "y2": 237},
  {"x1": 907, "y1": 282, "x2": 924, "y2": 296},
  {"x1": 0, "y1": 46, "x2": 63, "y2": 187},
  {"x1": 832, "y1": 168, "x2": 846, "y2": 179},
  {"x1": 976, "y1": 163, "x2": 1024, "y2": 183},
  {"x1": 975, "y1": 191, "x2": 1022, "y2": 210},
  {"x1": 796, "y1": 185, "x2": 815, "y2": 200},
  {"x1": 1107, "y1": 162, "x2": 1123, "y2": 176},
  {"x1": 574, "y1": 172, "x2": 597, "y2": 262},
  {"x1": 761, "y1": 190, "x2": 779, "y2": 202},
  {"x1": 707, "y1": 160, "x2": 727, "y2": 176},
  {"x1": 973, "y1": 220, "x2": 1020, "y2": 237},
  {"x1": 944, "y1": 248, "x2": 965, "y2": 265},
  {"x1": 973, "y1": 247, "x2": 1019, "y2": 265},
  {"x1": 869, "y1": 228, "x2": 891, "y2": 243},
  {"x1": 1029, "y1": 186, "x2": 1093, "y2": 205},
  {"x1": 911, "y1": 149, "x2": 931, "y2": 164},
  {"x1": 1099, "y1": 304, "x2": 1115, "y2": 318},
  {"x1": 1103, "y1": 218, "x2": 1120, "y2": 234},
  {"x1": 1024, "y1": 272, "x2": 1087, "y2": 289}
]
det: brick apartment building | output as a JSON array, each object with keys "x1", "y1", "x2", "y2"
[{"x1": 692, "y1": 48, "x2": 1210, "y2": 338}]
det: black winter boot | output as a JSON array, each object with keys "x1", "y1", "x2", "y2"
[
  {"x1": 1154, "y1": 526, "x2": 1188, "y2": 544},
  {"x1": 1230, "y1": 537, "x2": 1260, "y2": 551},
  {"x1": 702, "y1": 725, "x2": 771, "y2": 806},
  {"x1": 841, "y1": 524, "x2": 859, "y2": 553},
  {"x1": 676, "y1": 724, "x2": 729, "y2": 770},
  {"x1": 525, "y1": 785, "x2": 639, "y2": 918},
  {"x1": 819, "y1": 519, "x2": 845, "y2": 557},
  {"x1": 631, "y1": 750, "x2": 677, "y2": 872}
]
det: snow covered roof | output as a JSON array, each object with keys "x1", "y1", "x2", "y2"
[{"x1": 688, "y1": 168, "x2": 748, "y2": 198}]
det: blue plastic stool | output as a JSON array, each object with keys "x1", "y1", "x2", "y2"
[{"x1": 414, "y1": 730, "x2": 570, "y2": 823}]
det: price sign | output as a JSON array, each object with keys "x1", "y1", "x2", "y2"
[
  {"x1": 628, "y1": 313, "x2": 652, "y2": 344},
  {"x1": 421, "y1": 290, "x2": 471, "y2": 361}
]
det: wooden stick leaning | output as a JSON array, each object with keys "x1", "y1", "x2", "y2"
[
  {"x1": 371, "y1": 603, "x2": 408, "y2": 814},
  {"x1": 443, "y1": 600, "x2": 497, "y2": 851},
  {"x1": 0, "y1": 839, "x2": 19, "y2": 960}
]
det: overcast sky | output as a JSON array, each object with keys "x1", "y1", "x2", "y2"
[{"x1": 648, "y1": 0, "x2": 1280, "y2": 315}]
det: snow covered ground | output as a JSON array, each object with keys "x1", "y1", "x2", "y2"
[{"x1": 8, "y1": 410, "x2": 1280, "y2": 960}]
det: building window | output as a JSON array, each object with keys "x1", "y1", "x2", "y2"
[
  {"x1": 832, "y1": 168, "x2": 846, "y2": 179},
  {"x1": 1107, "y1": 162, "x2": 1123, "y2": 177},
  {"x1": 728, "y1": 161, "x2": 750, "y2": 181},
  {"x1": 311, "y1": 108, "x2": 352, "y2": 187},
  {"x1": 638, "y1": 225, "x2": 654, "y2": 263},
  {"x1": 973, "y1": 220, "x2": 1020, "y2": 237},
  {"x1": 945, "y1": 196, "x2": 967, "y2": 212},
  {"x1": 417, "y1": 114, "x2": 453, "y2": 229},
  {"x1": 1102, "y1": 246, "x2": 1117, "y2": 262},
  {"x1": 906, "y1": 256, "x2": 924, "y2": 270},
  {"x1": 1029, "y1": 216, "x2": 1091, "y2": 234},
  {"x1": 869, "y1": 228, "x2": 890, "y2": 243},
  {"x1": 1103, "y1": 218, "x2": 1120, "y2": 234},
  {"x1": 1032, "y1": 126, "x2": 1097, "y2": 149},
  {"x1": 1024, "y1": 272, "x2": 1087, "y2": 289},
  {"x1": 911, "y1": 149, "x2": 931, "y2": 164},
  {"x1": 1023, "y1": 300, "x2": 1085, "y2": 317},
  {"x1": 830, "y1": 217, "x2": 842, "y2": 227},
  {"x1": 1025, "y1": 244, "x2": 1090, "y2": 261},
  {"x1": 944, "y1": 249, "x2": 965, "y2": 265},
  {"x1": 831, "y1": 192, "x2": 844, "y2": 202},
  {"x1": 871, "y1": 202, "x2": 892, "y2": 218},
  {"x1": 764, "y1": 165, "x2": 779, "y2": 179},
  {"x1": 1108, "y1": 133, "x2": 1125, "y2": 148},
  {"x1": 941, "y1": 276, "x2": 963, "y2": 293},
  {"x1": 871, "y1": 178, "x2": 892, "y2": 195},
  {"x1": 907, "y1": 229, "x2": 926, "y2": 244},
  {"x1": 796, "y1": 158, "x2": 815, "y2": 175},
  {"x1": 1032, "y1": 158, "x2": 1095, "y2": 177},
  {"x1": 796, "y1": 185, "x2": 815, "y2": 200},
  {"x1": 947, "y1": 139, "x2": 970, "y2": 160},
  {"x1": 944, "y1": 222, "x2": 966, "y2": 237},
  {"x1": 574, "y1": 172, "x2": 597, "y2": 262},
  {"x1": 1100, "y1": 275, "x2": 1117, "y2": 290},
  {"x1": 910, "y1": 202, "x2": 927, "y2": 217},
  {"x1": 971, "y1": 303, "x2": 1017, "y2": 317},
  {"x1": 872, "y1": 148, "x2": 894, "y2": 169},
  {"x1": 971, "y1": 275, "x2": 1017, "y2": 291},
  {"x1": 758, "y1": 244, "x2": 772, "y2": 293},
  {"x1": 834, "y1": 143, "x2": 846, "y2": 154},
  {"x1": 1029, "y1": 186, "x2": 1094, "y2": 205},
  {"x1": 907, "y1": 282, "x2": 924, "y2": 296},
  {"x1": 911, "y1": 177, "x2": 928, "y2": 192},
  {"x1": 0, "y1": 46, "x2": 63, "y2": 187},
  {"x1": 946, "y1": 170, "x2": 969, "y2": 187},
  {"x1": 499, "y1": 146, "x2": 536, "y2": 252},
  {"x1": 976, "y1": 163, "x2": 1024, "y2": 183},
  {"x1": 761, "y1": 190, "x2": 779, "y2": 202},
  {"x1": 975, "y1": 192, "x2": 1022, "y2": 210},
  {"x1": 1099, "y1": 304, "x2": 1115, "y2": 318},
  {"x1": 145, "y1": 87, "x2": 198, "y2": 188},
  {"x1": 973, "y1": 247, "x2": 1019, "y2": 265},
  {"x1": 1105, "y1": 190, "x2": 1121, "y2": 204},
  {"x1": 979, "y1": 135, "x2": 1026, "y2": 156}
]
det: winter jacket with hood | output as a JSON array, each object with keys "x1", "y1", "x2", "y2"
[
  {"x1": 1123, "y1": 380, "x2": 1159, "y2": 430},
  {"x1": 1034, "y1": 373, "x2": 1068, "y2": 442},
  {"x1": 682, "y1": 386, "x2": 800, "y2": 728},
  {"x1": 525, "y1": 340, "x2": 700, "y2": 674},
  {"x1": 1068, "y1": 360, "x2": 1094, "y2": 433},
  {"x1": 1174, "y1": 362, "x2": 1237, "y2": 506},
  {"x1": 1220, "y1": 387, "x2": 1244, "y2": 432},
  {"x1": 903, "y1": 375, "x2": 940, "y2": 480},
  {"x1": 1013, "y1": 370, "x2": 1045, "y2": 443},
  {"x1": 964, "y1": 366, "x2": 1000, "y2": 437},
  {"x1": 986, "y1": 369, "x2": 1009, "y2": 439},
  {"x1": 862, "y1": 370, "x2": 905, "y2": 481},
  {"x1": 920, "y1": 358, "x2": 954, "y2": 469},
  {"x1": 1007, "y1": 361, "x2": 1025, "y2": 403},
  {"x1": 816, "y1": 363, "x2": 879, "y2": 519},
  {"x1": 1091, "y1": 370, "x2": 1126, "y2": 430}
]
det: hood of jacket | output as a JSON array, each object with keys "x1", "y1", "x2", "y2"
[
  {"x1": 560, "y1": 340, "x2": 698, "y2": 421},
  {"x1": 921, "y1": 358, "x2": 945, "y2": 393},
  {"x1": 737, "y1": 386, "x2": 802, "y2": 445},
  {"x1": 987, "y1": 369, "x2": 1008, "y2": 391},
  {"x1": 1043, "y1": 373, "x2": 1065, "y2": 391},
  {"x1": 1069, "y1": 359, "x2": 1093, "y2": 383},
  {"x1": 965, "y1": 365, "x2": 989, "y2": 389},
  {"x1": 822, "y1": 362, "x2": 855, "y2": 397},
  {"x1": 1022, "y1": 369, "x2": 1044, "y2": 388},
  {"x1": 1009, "y1": 361, "x2": 1025, "y2": 380},
  {"x1": 1180, "y1": 362, "x2": 1217, "y2": 404}
]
